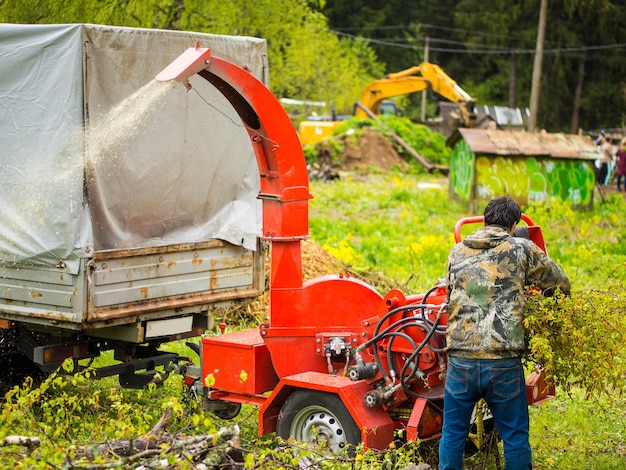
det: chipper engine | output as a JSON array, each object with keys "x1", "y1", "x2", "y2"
[{"x1": 156, "y1": 46, "x2": 554, "y2": 453}]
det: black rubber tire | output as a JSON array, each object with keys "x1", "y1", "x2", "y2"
[
  {"x1": 213, "y1": 402, "x2": 242, "y2": 420},
  {"x1": 0, "y1": 351, "x2": 47, "y2": 396},
  {"x1": 276, "y1": 390, "x2": 361, "y2": 456}
]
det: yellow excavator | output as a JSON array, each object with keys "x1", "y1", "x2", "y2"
[{"x1": 298, "y1": 62, "x2": 478, "y2": 144}]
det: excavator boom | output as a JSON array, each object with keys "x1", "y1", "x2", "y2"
[
  {"x1": 354, "y1": 62, "x2": 475, "y2": 122},
  {"x1": 416, "y1": 62, "x2": 473, "y2": 103},
  {"x1": 356, "y1": 75, "x2": 429, "y2": 115}
]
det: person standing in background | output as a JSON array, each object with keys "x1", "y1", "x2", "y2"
[
  {"x1": 615, "y1": 137, "x2": 626, "y2": 192},
  {"x1": 596, "y1": 132, "x2": 613, "y2": 187}
]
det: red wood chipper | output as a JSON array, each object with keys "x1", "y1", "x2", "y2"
[{"x1": 156, "y1": 46, "x2": 554, "y2": 454}]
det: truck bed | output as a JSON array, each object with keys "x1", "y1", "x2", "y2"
[{"x1": 0, "y1": 239, "x2": 264, "y2": 342}]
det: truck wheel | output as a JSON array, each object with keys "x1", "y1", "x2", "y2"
[
  {"x1": 276, "y1": 390, "x2": 361, "y2": 455},
  {"x1": 0, "y1": 351, "x2": 46, "y2": 396}
]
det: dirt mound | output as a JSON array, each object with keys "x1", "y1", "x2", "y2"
[
  {"x1": 300, "y1": 238, "x2": 344, "y2": 281},
  {"x1": 229, "y1": 239, "x2": 346, "y2": 322},
  {"x1": 337, "y1": 130, "x2": 408, "y2": 171},
  {"x1": 309, "y1": 130, "x2": 407, "y2": 180}
]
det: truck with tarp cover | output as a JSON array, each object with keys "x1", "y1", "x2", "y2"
[{"x1": 0, "y1": 23, "x2": 267, "y2": 390}]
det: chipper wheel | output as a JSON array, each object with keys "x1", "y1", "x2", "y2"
[
  {"x1": 212, "y1": 402, "x2": 242, "y2": 420},
  {"x1": 276, "y1": 390, "x2": 361, "y2": 456}
]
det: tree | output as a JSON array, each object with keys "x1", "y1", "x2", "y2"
[
  {"x1": 177, "y1": 0, "x2": 384, "y2": 114},
  {"x1": 449, "y1": 0, "x2": 626, "y2": 131},
  {"x1": 0, "y1": 0, "x2": 384, "y2": 117}
]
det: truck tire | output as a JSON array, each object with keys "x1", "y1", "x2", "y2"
[
  {"x1": 276, "y1": 390, "x2": 361, "y2": 456},
  {"x1": 0, "y1": 350, "x2": 46, "y2": 396},
  {"x1": 1, "y1": 326, "x2": 52, "y2": 395}
]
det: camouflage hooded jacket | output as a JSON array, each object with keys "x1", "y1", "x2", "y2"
[{"x1": 445, "y1": 225, "x2": 571, "y2": 359}]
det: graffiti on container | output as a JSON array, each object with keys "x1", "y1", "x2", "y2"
[
  {"x1": 449, "y1": 140, "x2": 474, "y2": 201},
  {"x1": 451, "y1": 152, "x2": 595, "y2": 206}
]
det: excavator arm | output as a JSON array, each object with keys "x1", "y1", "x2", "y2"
[
  {"x1": 354, "y1": 62, "x2": 477, "y2": 127},
  {"x1": 355, "y1": 68, "x2": 430, "y2": 116}
]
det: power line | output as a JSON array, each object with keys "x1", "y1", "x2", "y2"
[
  {"x1": 334, "y1": 23, "x2": 545, "y2": 45},
  {"x1": 334, "y1": 30, "x2": 626, "y2": 56},
  {"x1": 366, "y1": 35, "x2": 535, "y2": 51}
]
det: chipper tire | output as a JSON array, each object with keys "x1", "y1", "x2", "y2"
[
  {"x1": 213, "y1": 402, "x2": 242, "y2": 420},
  {"x1": 276, "y1": 390, "x2": 361, "y2": 456}
]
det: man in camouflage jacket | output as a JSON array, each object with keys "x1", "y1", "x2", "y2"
[{"x1": 438, "y1": 196, "x2": 570, "y2": 470}]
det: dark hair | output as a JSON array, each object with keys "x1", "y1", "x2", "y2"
[{"x1": 483, "y1": 196, "x2": 521, "y2": 229}]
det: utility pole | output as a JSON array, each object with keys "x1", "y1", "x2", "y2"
[
  {"x1": 528, "y1": 0, "x2": 548, "y2": 132},
  {"x1": 421, "y1": 32, "x2": 429, "y2": 123}
]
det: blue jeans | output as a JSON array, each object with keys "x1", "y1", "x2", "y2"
[{"x1": 438, "y1": 356, "x2": 531, "y2": 470}]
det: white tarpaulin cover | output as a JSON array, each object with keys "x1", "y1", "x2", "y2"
[{"x1": 0, "y1": 24, "x2": 267, "y2": 274}]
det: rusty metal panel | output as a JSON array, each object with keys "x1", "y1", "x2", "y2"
[
  {"x1": 0, "y1": 260, "x2": 88, "y2": 325},
  {"x1": 544, "y1": 133, "x2": 601, "y2": 160},
  {"x1": 457, "y1": 128, "x2": 499, "y2": 154},
  {"x1": 491, "y1": 130, "x2": 548, "y2": 156},
  {"x1": 486, "y1": 129, "x2": 530, "y2": 155},
  {"x1": 0, "y1": 240, "x2": 264, "y2": 331},
  {"x1": 92, "y1": 241, "x2": 260, "y2": 310},
  {"x1": 458, "y1": 129, "x2": 600, "y2": 161}
]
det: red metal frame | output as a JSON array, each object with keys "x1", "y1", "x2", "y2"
[
  {"x1": 526, "y1": 368, "x2": 556, "y2": 405},
  {"x1": 406, "y1": 398, "x2": 443, "y2": 442},
  {"x1": 258, "y1": 371, "x2": 396, "y2": 450},
  {"x1": 454, "y1": 213, "x2": 547, "y2": 253}
]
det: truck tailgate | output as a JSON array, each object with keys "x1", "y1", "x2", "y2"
[{"x1": 0, "y1": 240, "x2": 264, "y2": 332}]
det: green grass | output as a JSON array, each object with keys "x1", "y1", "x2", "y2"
[
  {"x1": 309, "y1": 173, "x2": 466, "y2": 292},
  {"x1": 530, "y1": 390, "x2": 626, "y2": 469}
]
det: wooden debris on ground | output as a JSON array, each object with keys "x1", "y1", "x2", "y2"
[
  {"x1": 68, "y1": 408, "x2": 243, "y2": 469},
  {"x1": 1, "y1": 435, "x2": 41, "y2": 448}
]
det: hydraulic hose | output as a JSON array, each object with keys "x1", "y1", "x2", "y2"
[
  {"x1": 383, "y1": 331, "x2": 419, "y2": 378},
  {"x1": 398, "y1": 304, "x2": 446, "y2": 396},
  {"x1": 359, "y1": 283, "x2": 443, "y2": 353},
  {"x1": 364, "y1": 306, "x2": 433, "y2": 381},
  {"x1": 385, "y1": 320, "x2": 433, "y2": 379},
  {"x1": 362, "y1": 306, "x2": 443, "y2": 384},
  {"x1": 352, "y1": 284, "x2": 446, "y2": 384}
]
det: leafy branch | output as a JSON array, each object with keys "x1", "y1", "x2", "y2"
[{"x1": 524, "y1": 286, "x2": 626, "y2": 399}]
